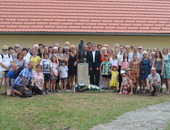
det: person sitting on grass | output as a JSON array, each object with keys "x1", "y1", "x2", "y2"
[
  {"x1": 33, "y1": 64, "x2": 44, "y2": 95},
  {"x1": 59, "y1": 61, "x2": 68, "y2": 91},
  {"x1": 100, "y1": 55, "x2": 112, "y2": 90},
  {"x1": 146, "y1": 67, "x2": 161, "y2": 96},
  {"x1": 13, "y1": 62, "x2": 35, "y2": 97},
  {"x1": 6, "y1": 63, "x2": 21, "y2": 96},
  {"x1": 109, "y1": 65, "x2": 119, "y2": 92},
  {"x1": 119, "y1": 73, "x2": 131, "y2": 94}
]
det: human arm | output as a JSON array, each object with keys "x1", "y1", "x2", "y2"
[
  {"x1": 22, "y1": 77, "x2": 29, "y2": 91},
  {"x1": 161, "y1": 59, "x2": 164, "y2": 76}
]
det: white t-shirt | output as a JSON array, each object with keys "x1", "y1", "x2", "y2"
[
  {"x1": 59, "y1": 66, "x2": 68, "y2": 78},
  {"x1": 23, "y1": 53, "x2": 31, "y2": 66},
  {"x1": 109, "y1": 57, "x2": 119, "y2": 66},
  {"x1": 40, "y1": 59, "x2": 52, "y2": 74},
  {"x1": 0, "y1": 53, "x2": 13, "y2": 71}
]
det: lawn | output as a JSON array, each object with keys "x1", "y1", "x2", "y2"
[{"x1": 1, "y1": 92, "x2": 170, "y2": 130}]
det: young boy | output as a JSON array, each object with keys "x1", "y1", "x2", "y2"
[
  {"x1": 100, "y1": 55, "x2": 112, "y2": 89},
  {"x1": 59, "y1": 61, "x2": 68, "y2": 91}
]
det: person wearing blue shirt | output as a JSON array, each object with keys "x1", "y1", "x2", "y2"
[
  {"x1": 13, "y1": 62, "x2": 34, "y2": 97},
  {"x1": 6, "y1": 63, "x2": 22, "y2": 96}
]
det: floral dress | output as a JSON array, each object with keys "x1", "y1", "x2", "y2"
[{"x1": 163, "y1": 54, "x2": 170, "y2": 79}]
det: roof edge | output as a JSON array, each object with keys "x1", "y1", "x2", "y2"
[{"x1": 0, "y1": 32, "x2": 170, "y2": 36}]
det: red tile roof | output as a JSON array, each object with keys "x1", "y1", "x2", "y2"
[{"x1": 0, "y1": 0, "x2": 170, "y2": 34}]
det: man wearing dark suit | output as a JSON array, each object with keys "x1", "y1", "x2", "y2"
[{"x1": 87, "y1": 43, "x2": 101, "y2": 86}]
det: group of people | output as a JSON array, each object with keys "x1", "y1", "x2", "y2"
[{"x1": 0, "y1": 41, "x2": 170, "y2": 97}]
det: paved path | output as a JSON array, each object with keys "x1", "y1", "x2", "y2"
[{"x1": 92, "y1": 102, "x2": 170, "y2": 130}]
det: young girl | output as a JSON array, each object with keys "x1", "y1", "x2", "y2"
[
  {"x1": 109, "y1": 65, "x2": 119, "y2": 92},
  {"x1": 129, "y1": 55, "x2": 140, "y2": 91},
  {"x1": 50, "y1": 56, "x2": 59, "y2": 92},
  {"x1": 59, "y1": 61, "x2": 68, "y2": 91},
  {"x1": 121, "y1": 52, "x2": 130, "y2": 74},
  {"x1": 40, "y1": 52, "x2": 52, "y2": 93},
  {"x1": 119, "y1": 73, "x2": 130, "y2": 94},
  {"x1": 100, "y1": 55, "x2": 112, "y2": 89}
]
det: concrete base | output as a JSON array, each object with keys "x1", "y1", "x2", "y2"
[{"x1": 77, "y1": 63, "x2": 89, "y2": 85}]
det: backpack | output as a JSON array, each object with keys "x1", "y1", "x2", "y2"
[
  {"x1": 1, "y1": 53, "x2": 10, "y2": 59},
  {"x1": 14, "y1": 66, "x2": 24, "y2": 78}
]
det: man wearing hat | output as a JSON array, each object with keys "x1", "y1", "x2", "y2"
[{"x1": 0, "y1": 45, "x2": 13, "y2": 94}]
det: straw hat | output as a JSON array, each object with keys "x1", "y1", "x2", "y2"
[{"x1": 2, "y1": 45, "x2": 8, "y2": 50}]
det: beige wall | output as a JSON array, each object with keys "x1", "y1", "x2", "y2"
[{"x1": 0, "y1": 34, "x2": 170, "y2": 50}]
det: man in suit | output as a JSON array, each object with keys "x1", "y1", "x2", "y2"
[{"x1": 87, "y1": 43, "x2": 101, "y2": 86}]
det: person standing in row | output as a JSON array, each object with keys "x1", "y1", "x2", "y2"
[
  {"x1": 162, "y1": 48, "x2": 170, "y2": 94},
  {"x1": 87, "y1": 43, "x2": 101, "y2": 86}
]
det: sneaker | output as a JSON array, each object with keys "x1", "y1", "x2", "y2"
[{"x1": 151, "y1": 90, "x2": 156, "y2": 96}]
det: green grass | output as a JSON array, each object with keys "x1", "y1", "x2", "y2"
[{"x1": 1, "y1": 92, "x2": 170, "y2": 130}]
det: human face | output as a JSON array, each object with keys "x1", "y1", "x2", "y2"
[
  {"x1": 113, "y1": 66, "x2": 117, "y2": 71},
  {"x1": 97, "y1": 46, "x2": 102, "y2": 51},
  {"x1": 133, "y1": 47, "x2": 138, "y2": 53},
  {"x1": 143, "y1": 53, "x2": 148, "y2": 58},
  {"x1": 40, "y1": 48, "x2": 44, "y2": 53},
  {"x1": 15, "y1": 46, "x2": 20, "y2": 52},
  {"x1": 12, "y1": 64, "x2": 18, "y2": 71},
  {"x1": 52, "y1": 56, "x2": 56, "y2": 62},
  {"x1": 59, "y1": 48, "x2": 63, "y2": 53},
  {"x1": 32, "y1": 50, "x2": 37, "y2": 55},
  {"x1": 120, "y1": 46, "x2": 124, "y2": 52},
  {"x1": 156, "y1": 52, "x2": 160, "y2": 57},
  {"x1": 62, "y1": 62, "x2": 65, "y2": 66},
  {"x1": 71, "y1": 47, "x2": 75, "y2": 53},
  {"x1": 85, "y1": 45, "x2": 89, "y2": 51},
  {"x1": 151, "y1": 68, "x2": 156, "y2": 75},
  {"x1": 44, "y1": 54, "x2": 49, "y2": 59},
  {"x1": 133, "y1": 55, "x2": 137, "y2": 61},
  {"x1": 2, "y1": 49, "x2": 8, "y2": 54},
  {"x1": 29, "y1": 63, "x2": 34, "y2": 70},
  {"x1": 104, "y1": 56, "x2": 108, "y2": 61},
  {"x1": 19, "y1": 53, "x2": 23, "y2": 59},
  {"x1": 36, "y1": 66, "x2": 42, "y2": 72},
  {"x1": 92, "y1": 45, "x2": 96, "y2": 51}
]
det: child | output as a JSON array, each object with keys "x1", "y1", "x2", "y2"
[
  {"x1": 119, "y1": 73, "x2": 130, "y2": 94},
  {"x1": 109, "y1": 65, "x2": 119, "y2": 92},
  {"x1": 50, "y1": 56, "x2": 59, "y2": 92},
  {"x1": 40, "y1": 52, "x2": 52, "y2": 93},
  {"x1": 100, "y1": 55, "x2": 112, "y2": 90},
  {"x1": 59, "y1": 61, "x2": 68, "y2": 91},
  {"x1": 129, "y1": 55, "x2": 140, "y2": 91}
]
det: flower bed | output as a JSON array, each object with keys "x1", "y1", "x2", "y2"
[{"x1": 74, "y1": 84, "x2": 101, "y2": 92}]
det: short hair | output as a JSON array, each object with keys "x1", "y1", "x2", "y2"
[
  {"x1": 35, "y1": 64, "x2": 42, "y2": 69},
  {"x1": 17, "y1": 52, "x2": 24, "y2": 59},
  {"x1": 33, "y1": 44, "x2": 39, "y2": 48},
  {"x1": 97, "y1": 44, "x2": 102, "y2": 47},
  {"x1": 8, "y1": 47, "x2": 13, "y2": 50},
  {"x1": 22, "y1": 48, "x2": 28, "y2": 52},
  {"x1": 43, "y1": 52, "x2": 49, "y2": 58},
  {"x1": 104, "y1": 55, "x2": 108, "y2": 57},
  {"x1": 87, "y1": 42, "x2": 92, "y2": 45},
  {"x1": 142, "y1": 51, "x2": 148, "y2": 56}
]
